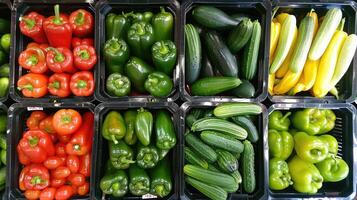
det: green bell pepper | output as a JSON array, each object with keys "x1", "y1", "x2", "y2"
[
  {"x1": 144, "y1": 72, "x2": 173, "y2": 97},
  {"x1": 319, "y1": 134, "x2": 338, "y2": 156},
  {"x1": 294, "y1": 132, "x2": 328, "y2": 163},
  {"x1": 100, "y1": 161, "x2": 128, "y2": 197},
  {"x1": 288, "y1": 156, "x2": 323, "y2": 194},
  {"x1": 316, "y1": 157, "x2": 349, "y2": 182},
  {"x1": 152, "y1": 7, "x2": 174, "y2": 41},
  {"x1": 0, "y1": 50, "x2": 6, "y2": 66},
  {"x1": 0, "y1": 77, "x2": 8, "y2": 97},
  {"x1": 155, "y1": 110, "x2": 176, "y2": 150},
  {"x1": 136, "y1": 143, "x2": 159, "y2": 169},
  {"x1": 0, "y1": 114, "x2": 6, "y2": 134},
  {"x1": 158, "y1": 148, "x2": 170, "y2": 160},
  {"x1": 0, "y1": 150, "x2": 5, "y2": 165},
  {"x1": 135, "y1": 108, "x2": 153, "y2": 146},
  {"x1": 291, "y1": 108, "x2": 328, "y2": 135},
  {"x1": 109, "y1": 140, "x2": 135, "y2": 169},
  {"x1": 125, "y1": 57, "x2": 154, "y2": 93},
  {"x1": 150, "y1": 157, "x2": 172, "y2": 197},
  {"x1": 104, "y1": 38, "x2": 130, "y2": 74},
  {"x1": 133, "y1": 11, "x2": 154, "y2": 23},
  {"x1": 0, "y1": 63, "x2": 9, "y2": 77},
  {"x1": 268, "y1": 129, "x2": 294, "y2": 160},
  {"x1": 106, "y1": 12, "x2": 133, "y2": 39},
  {"x1": 319, "y1": 109, "x2": 336, "y2": 134},
  {"x1": 268, "y1": 111, "x2": 291, "y2": 131},
  {"x1": 102, "y1": 111, "x2": 126, "y2": 144},
  {"x1": 0, "y1": 34, "x2": 10, "y2": 53},
  {"x1": 106, "y1": 73, "x2": 131, "y2": 97},
  {"x1": 124, "y1": 110, "x2": 138, "y2": 145},
  {"x1": 269, "y1": 158, "x2": 292, "y2": 190},
  {"x1": 0, "y1": 135, "x2": 5, "y2": 149},
  {"x1": 152, "y1": 40, "x2": 177, "y2": 75},
  {"x1": 127, "y1": 22, "x2": 155, "y2": 61},
  {"x1": 129, "y1": 164, "x2": 150, "y2": 196}
]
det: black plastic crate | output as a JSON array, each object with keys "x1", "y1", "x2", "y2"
[
  {"x1": 7, "y1": 102, "x2": 95, "y2": 200},
  {"x1": 180, "y1": 101, "x2": 268, "y2": 200},
  {"x1": 267, "y1": 103, "x2": 357, "y2": 199},
  {"x1": 91, "y1": 102, "x2": 180, "y2": 200},
  {"x1": 95, "y1": 0, "x2": 180, "y2": 102},
  {"x1": 269, "y1": 0, "x2": 357, "y2": 103},
  {"x1": 0, "y1": 0, "x2": 11, "y2": 103},
  {"x1": 180, "y1": 0, "x2": 271, "y2": 103},
  {"x1": 10, "y1": 0, "x2": 97, "y2": 103}
]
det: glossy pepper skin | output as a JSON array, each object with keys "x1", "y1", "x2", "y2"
[
  {"x1": 48, "y1": 73, "x2": 71, "y2": 97},
  {"x1": 125, "y1": 57, "x2": 154, "y2": 93},
  {"x1": 43, "y1": 5, "x2": 72, "y2": 48},
  {"x1": 124, "y1": 110, "x2": 138, "y2": 145},
  {"x1": 106, "y1": 12, "x2": 133, "y2": 39},
  {"x1": 319, "y1": 109, "x2": 336, "y2": 134},
  {"x1": 106, "y1": 73, "x2": 131, "y2": 97},
  {"x1": 127, "y1": 22, "x2": 155, "y2": 61},
  {"x1": 129, "y1": 164, "x2": 150, "y2": 195},
  {"x1": 319, "y1": 134, "x2": 338, "y2": 155},
  {"x1": 27, "y1": 42, "x2": 49, "y2": 53},
  {"x1": 152, "y1": 40, "x2": 176, "y2": 76},
  {"x1": 109, "y1": 140, "x2": 135, "y2": 170},
  {"x1": 155, "y1": 110, "x2": 176, "y2": 150},
  {"x1": 104, "y1": 38, "x2": 130, "y2": 74},
  {"x1": 102, "y1": 111, "x2": 126, "y2": 144},
  {"x1": 149, "y1": 157, "x2": 172, "y2": 197},
  {"x1": 46, "y1": 47, "x2": 76, "y2": 74},
  {"x1": 136, "y1": 143, "x2": 159, "y2": 169},
  {"x1": 69, "y1": 9, "x2": 94, "y2": 37},
  {"x1": 135, "y1": 108, "x2": 153, "y2": 146},
  {"x1": 152, "y1": 7, "x2": 173, "y2": 41},
  {"x1": 17, "y1": 73, "x2": 48, "y2": 98},
  {"x1": 52, "y1": 109, "x2": 82, "y2": 136},
  {"x1": 133, "y1": 11, "x2": 153, "y2": 23},
  {"x1": 26, "y1": 111, "x2": 47, "y2": 130},
  {"x1": 268, "y1": 129, "x2": 294, "y2": 160},
  {"x1": 269, "y1": 158, "x2": 293, "y2": 190},
  {"x1": 20, "y1": 12, "x2": 48, "y2": 43},
  {"x1": 292, "y1": 108, "x2": 329, "y2": 135},
  {"x1": 19, "y1": 47, "x2": 47, "y2": 74},
  {"x1": 70, "y1": 71, "x2": 94, "y2": 96},
  {"x1": 73, "y1": 44, "x2": 97, "y2": 70},
  {"x1": 100, "y1": 161, "x2": 128, "y2": 197},
  {"x1": 294, "y1": 132, "x2": 328, "y2": 163},
  {"x1": 19, "y1": 164, "x2": 50, "y2": 191},
  {"x1": 288, "y1": 156, "x2": 323, "y2": 194},
  {"x1": 316, "y1": 157, "x2": 349, "y2": 182},
  {"x1": 72, "y1": 37, "x2": 94, "y2": 48},
  {"x1": 269, "y1": 111, "x2": 291, "y2": 131},
  {"x1": 145, "y1": 72, "x2": 173, "y2": 97}
]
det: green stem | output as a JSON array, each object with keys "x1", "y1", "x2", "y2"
[
  {"x1": 21, "y1": 17, "x2": 35, "y2": 29},
  {"x1": 78, "y1": 50, "x2": 90, "y2": 60},
  {"x1": 160, "y1": 7, "x2": 165, "y2": 13},
  {"x1": 53, "y1": 4, "x2": 62, "y2": 25},
  {"x1": 49, "y1": 81, "x2": 60, "y2": 89},
  {"x1": 19, "y1": 84, "x2": 34, "y2": 91},
  {"x1": 77, "y1": 80, "x2": 87, "y2": 89},
  {"x1": 29, "y1": 136, "x2": 39, "y2": 147},
  {"x1": 47, "y1": 47, "x2": 65, "y2": 63},
  {"x1": 26, "y1": 55, "x2": 39, "y2": 66},
  {"x1": 73, "y1": 144, "x2": 81, "y2": 151},
  {"x1": 111, "y1": 134, "x2": 118, "y2": 144},
  {"x1": 159, "y1": 41, "x2": 169, "y2": 55},
  {"x1": 280, "y1": 112, "x2": 291, "y2": 121},
  {"x1": 75, "y1": 11, "x2": 84, "y2": 25}
]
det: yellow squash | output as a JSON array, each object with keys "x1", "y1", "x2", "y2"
[
  {"x1": 268, "y1": 73, "x2": 275, "y2": 95},
  {"x1": 273, "y1": 69, "x2": 303, "y2": 95},
  {"x1": 270, "y1": 19, "x2": 281, "y2": 65},
  {"x1": 290, "y1": 59, "x2": 319, "y2": 95}
]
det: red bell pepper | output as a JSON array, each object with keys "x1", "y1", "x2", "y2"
[
  {"x1": 17, "y1": 73, "x2": 48, "y2": 98},
  {"x1": 48, "y1": 73, "x2": 71, "y2": 97},
  {"x1": 18, "y1": 47, "x2": 47, "y2": 74},
  {"x1": 65, "y1": 112, "x2": 94, "y2": 156},
  {"x1": 78, "y1": 153, "x2": 90, "y2": 177},
  {"x1": 71, "y1": 37, "x2": 94, "y2": 48},
  {"x1": 70, "y1": 71, "x2": 94, "y2": 96},
  {"x1": 17, "y1": 130, "x2": 55, "y2": 163},
  {"x1": 69, "y1": 9, "x2": 94, "y2": 37},
  {"x1": 43, "y1": 5, "x2": 72, "y2": 48},
  {"x1": 73, "y1": 45, "x2": 97, "y2": 70},
  {"x1": 52, "y1": 109, "x2": 82, "y2": 135},
  {"x1": 20, "y1": 12, "x2": 48, "y2": 43},
  {"x1": 20, "y1": 164, "x2": 50, "y2": 191},
  {"x1": 27, "y1": 42, "x2": 49, "y2": 53},
  {"x1": 39, "y1": 115, "x2": 57, "y2": 141},
  {"x1": 26, "y1": 111, "x2": 47, "y2": 130},
  {"x1": 17, "y1": 145, "x2": 31, "y2": 165},
  {"x1": 57, "y1": 135, "x2": 71, "y2": 143},
  {"x1": 46, "y1": 47, "x2": 76, "y2": 74}
]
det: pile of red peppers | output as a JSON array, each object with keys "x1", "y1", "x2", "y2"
[
  {"x1": 17, "y1": 109, "x2": 93, "y2": 199},
  {"x1": 17, "y1": 5, "x2": 96, "y2": 98}
]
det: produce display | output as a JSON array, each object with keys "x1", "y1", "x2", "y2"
[
  {"x1": 0, "y1": 111, "x2": 6, "y2": 193},
  {"x1": 269, "y1": 8, "x2": 357, "y2": 98},
  {"x1": 185, "y1": 6, "x2": 262, "y2": 98},
  {"x1": 16, "y1": 109, "x2": 93, "y2": 199},
  {"x1": 99, "y1": 108, "x2": 176, "y2": 198},
  {"x1": 104, "y1": 7, "x2": 176, "y2": 98},
  {"x1": 0, "y1": 17, "x2": 10, "y2": 98},
  {"x1": 184, "y1": 103, "x2": 262, "y2": 200},
  {"x1": 268, "y1": 108, "x2": 349, "y2": 194},
  {"x1": 17, "y1": 5, "x2": 96, "y2": 98}
]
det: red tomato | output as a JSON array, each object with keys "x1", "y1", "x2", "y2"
[
  {"x1": 44, "y1": 156, "x2": 64, "y2": 169},
  {"x1": 55, "y1": 185, "x2": 73, "y2": 200},
  {"x1": 40, "y1": 187, "x2": 56, "y2": 200},
  {"x1": 52, "y1": 166, "x2": 71, "y2": 179},
  {"x1": 55, "y1": 143, "x2": 67, "y2": 157},
  {"x1": 66, "y1": 155, "x2": 80, "y2": 173},
  {"x1": 24, "y1": 189, "x2": 41, "y2": 200},
  {"x1": 77, "y1": 182, "x2": 89, "y2": 196},
  {"x1": 52, "y1": 109, "x2": 82, "y2": 135},
  {"x1": 57, "y1": 135, "x2": 71, "y2": 143},
  {"x1": 50, "y1": 178, "x2": 65, "y2": 188},
  {"x1": 67, "y1": 173, "x2": 85, "y2": 187},
  {"x1": 26, "y1": 111, "x2": 47, "y2": 130}
]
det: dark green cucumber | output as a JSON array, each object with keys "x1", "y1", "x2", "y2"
[
  {"x1": 242, "y1": 20, "x2": 261, "y2": 80},
  {"x1": 191, "y1": 77, "x2": 241, "y2": 96},
  {"x1": 230, "y1": 14, "x2": 253, "y2": 23},
  {"x1": 216, "y1": 149, "x2": 238, "y2": 173},
  {"x1": 227, "y1": 18, "x2": 253, "y2": 53},
  {"x1": 242, "y1": 140, "x2": 256, "y2": 193},
  {"x1": 185, "y1": 132, "x2": 217, "y2": 163},
  {"x1": 200, "y1": 54, "x2": 216, "y2": 78},
  {"x1": 185, "y1": 109, "x2": 204, "y2": 128},
  {"x1": 200, "y1": 131, "x2": 244, "y2": 153},
  {"x1": 185, "y1": 24, "x2": 201, "y2": 84},
  {"x1": 230, "y1": 79, "x2": 255, "y2": 98},
  {"x1": 185, "y1": 177, "x2": 227, "y2": 200},
  {"x1": 231, "y1": 116, "x2": 259, "y2": 143},
  {"x1": 192, "y1": 6, "x2": 238, "y2": 30},
  {"x1": 184, "y1": 147, "x2": 209, "y2": 169}
]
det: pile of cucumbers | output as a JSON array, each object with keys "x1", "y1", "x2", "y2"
[
  {"x1": 184, "y1": 103, "x2": 262, "y2": 200},
  {"x1": 185, "y1": 6, "x2": 261, "y2": 97}
]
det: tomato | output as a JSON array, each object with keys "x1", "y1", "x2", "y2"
[
  {"x1": 52, "y1": 109, "x2": 82, "y2": 135},
  {"x1": 55, "y1": 185, "x2": 73, "y2": 200},
  {"x1": 24, "y1": 189, "x2": 41, "y2": 200},
  {"x1": 77, "y1": 182, "x2": 89, "y2": 196},
  {"x1": 40, "y1": 187, "x2": 56, "y2": 200},
  {"x1": 50, "y1": 178, "x2": 65, "y2": 188},
  {"x1": 39, "y1": 115, "x2": 57, "y2": 141},
  {"x1": 67, "y1": 173, "x2": 85, "y2": 187},
  {"x1": 44, "y1": 156, "x2": 64, "y2": 169},
  {"x1": 55, "y1": 143, "x2": 67, "y2": 157},
  {"x1": 57, "y1": 135, "x2": 71, "y2": 143},
  {"x1": 70, "y1": 185, "x2": 78, "y2": 196},
  {"x1": 26, "y1": 111, "x2": 47, "y2": 130},
  {"x1": 66, "y1": 155, "x2": 80, "y2": 173},
  {"x1": 52, "y1": 166, "x2": 71, "y2": 179}
]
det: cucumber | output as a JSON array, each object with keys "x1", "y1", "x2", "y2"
[
  {"x1": 200, "y1": 54, "x2": 216, "y2": 78},
  {"x1": 227, "y1": 18, "x2": 253, "y2": 53},
  {"x1": 242, "y1": 140, "x2": 256, "y2": 193},
  {"x1": 185, "y1": 132, "x2": 217, "y2": 163},
  {"x1": 230, "y1": 13, "x2": 252, "y2": 23},
  {"x1": 200, "y1": 131, "x2": 244, "y2": 153},
  {"x1": 184, "y1": 147, "x2": 209, "y2": 169},
  {"x1": 190, "y1": 77, "x2": 241, "y2": 96},
  {"x1": 204, "y1": 31, "x2": 238, "y2": 77},
  {"x1": 185, "y1": 24, "x2": 202, "y2": 84},
  {"x1": 230, "y1": 79, "x2": 255, "y2": 98},
  {"x1": 185, "y1": 109, "x2": 204, "y2": 127},
  {"x1": 185, "y1": 177, "x2": 227, "y2": 200},
  {"x1": 216, "y1": 149, "x2": 238, "y2": 173},
  {"x1": 208, "y1": 163, "x2": 220, "y2": 172},
  {"x1": 231, "y1": 116, "x2": 259, "y2": 143},
  {"x1": 192, "y1": 6, "x2": 238, "y2": 30},
  {"x1": 242, "y1": 20, "x2": 261, "y2": 80},
  {"x1": 213, "y1": 103, "x2": 262, "y2": 118},
  {"x1": 231, "y1": 170, "x2": 242, "y2": 185}
]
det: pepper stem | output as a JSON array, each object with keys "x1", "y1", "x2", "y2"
[
  {"x1": 154, "y1": 185, "x2": 165, "y2": 197},
  {"x1": 159, "y1": 41, "x2": 169, "y2": 55},
  {"x1": 21, "y1": 17, "x2": 36, "y2": 29},
  {"x1": 77, "y1": 80, "x2": 87, "y2": 89},
  {"x1": 61, "y1": 115, "x2": 72, "y2": 124},
  {"x1": 75, "y1": 11, "x2": 85, "y2": 25},
  {"x1": 18, "y1": 84, "x2": 34, "y2": 91},
  {"x1": 280, "y1": 112, "x2": 291, "y2": 121},
  {"x1": 47, "y1": 47, "x2": 65, "y2": 63},
  {"x1": 136, "y1": 24, "x2": 145, "y2": 35},
  {"x1": 73, "y1": 144, "x2": 81, "y2": 151},
  {"x1": 111, "y1": 134, "x2": 118, "y2": 144},
  {"x1": 160, "y1": 7, "x2": 166, "y2": 14},
  {"x1": 49, "y1": 81, "x2": 60, "y2": 89},
  {"x1": 78, "y1": 50, "x2": 90, "y2": 60},
  {"x1": 26, "y1": 55, "x2": 39, "y2": 66},
  {"x1": 30, "y1": 176, "x2": 43, "y2": 185},
  {"x1": 28, "y1": 136, "x2": 39, "y2": 147},
  {"x1": 337, "y1": 18, "x2": 345, "y2": 31},
  {"x1": 53, "y1": 4, "x2": 62, "y2": 25}
]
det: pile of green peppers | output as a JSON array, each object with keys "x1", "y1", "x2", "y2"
[
  {"x1": 104, "y1": 8, "x2": 176, "y2": 98},
  {"x1": 268, "y1": 108, "x2": 349, "y2": 194},
  {"x1": 100, "y1": 108, "x2": 176, "y2": 198},
  {"x1": 0, "y1": 19, "x2": 10, "y2": 98},
  {"x1": 0, "y1": 113, "x2": 7, "y2": 191}
]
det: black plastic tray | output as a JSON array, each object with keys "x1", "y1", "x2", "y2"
[
  {"x1": 179, "y1": 101, "x2": 268, "y2": 200},
  {"x1": 269, "y1": 0, "x2": 357, "y2": 104},
  {"x1": 94, "y1": 0, "x2": 180, "y2": 103},
  {"x1": 10, "y1": 0, "x2": 97, "y2": 103},
  {"x1": 267, "y1": 103, "x2": 357, "y2": 199},
  {"x1": 7, "y1": 102, "x2": 95, "y2": 200},
  {"x1": 180, "y1": 0, "x2": 270, "y2": 103},
  {"x1": 91, "y1": 102, "x2": 180, "y2": 200}
]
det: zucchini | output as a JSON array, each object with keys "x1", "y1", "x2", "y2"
[
  {"x1": 230, "y1": 79, "x2": 255, "y2": 98},
  {"x1": 242, "y1": 140, "x2": 256, "y2": 193},
  {"x1": 200, "y1": 54, "x2": 216, "y2": 78},
  {"x1": 185, "y1": 24, "x2": 202, "y2": 84},
  {"x1": 242, "y1": 20, "x2": 261, "y2": 80},
  {"x1": 290, "y1": 15, "x2": 315, "y2": 73},
  {"x1": 185, "y1": 177, "x2": 227, "y2": 200},
  {"x1": 190, "y1": 77, "x2": 241, "y2": 96},
  {"x1": 227, "y1": 18, "x2": 253, "y2": 53},
  {"x1": 185, "y1": 109, "x2": 204, "y2": 128},
  {"x1": 191, "y1": 117, "x2": 247, "y2": 140},
  {"x1": 203, "y1": 109, "x2": 214, "y2": 118},
  {"x1": 309, "y1": 8, "x2": 342, "y2": 60},
  {"x1": 185, "y1": 132, "x2": 217, "y2": 163},
  {"x1": 216, "y1": 149, "x2": 238, "y2": 173},
  {"x1": 204, "y1": 31, "x2": 238, "y2": 77},
  {"x1": 213, "y1": 103, "x2": 262, "y2": 118},
  {"x1": 200, "y1": 130, "x2": 244, "y2": 153},
  {"x1": 231, "y1": 13, "x2": 252, "y2": 23},
  {"x1": 231, "y1": 116, "x2": 259, "y2": 143},
  {"x1": 184, "y1": 147, "x2": 209, "y2": 169},
  {"x1": 231, "y1": 170, "x2": 242, "y2": 185},
  {"x1": 192, "y1": 6, "x2": 238, "y2": 30}
]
